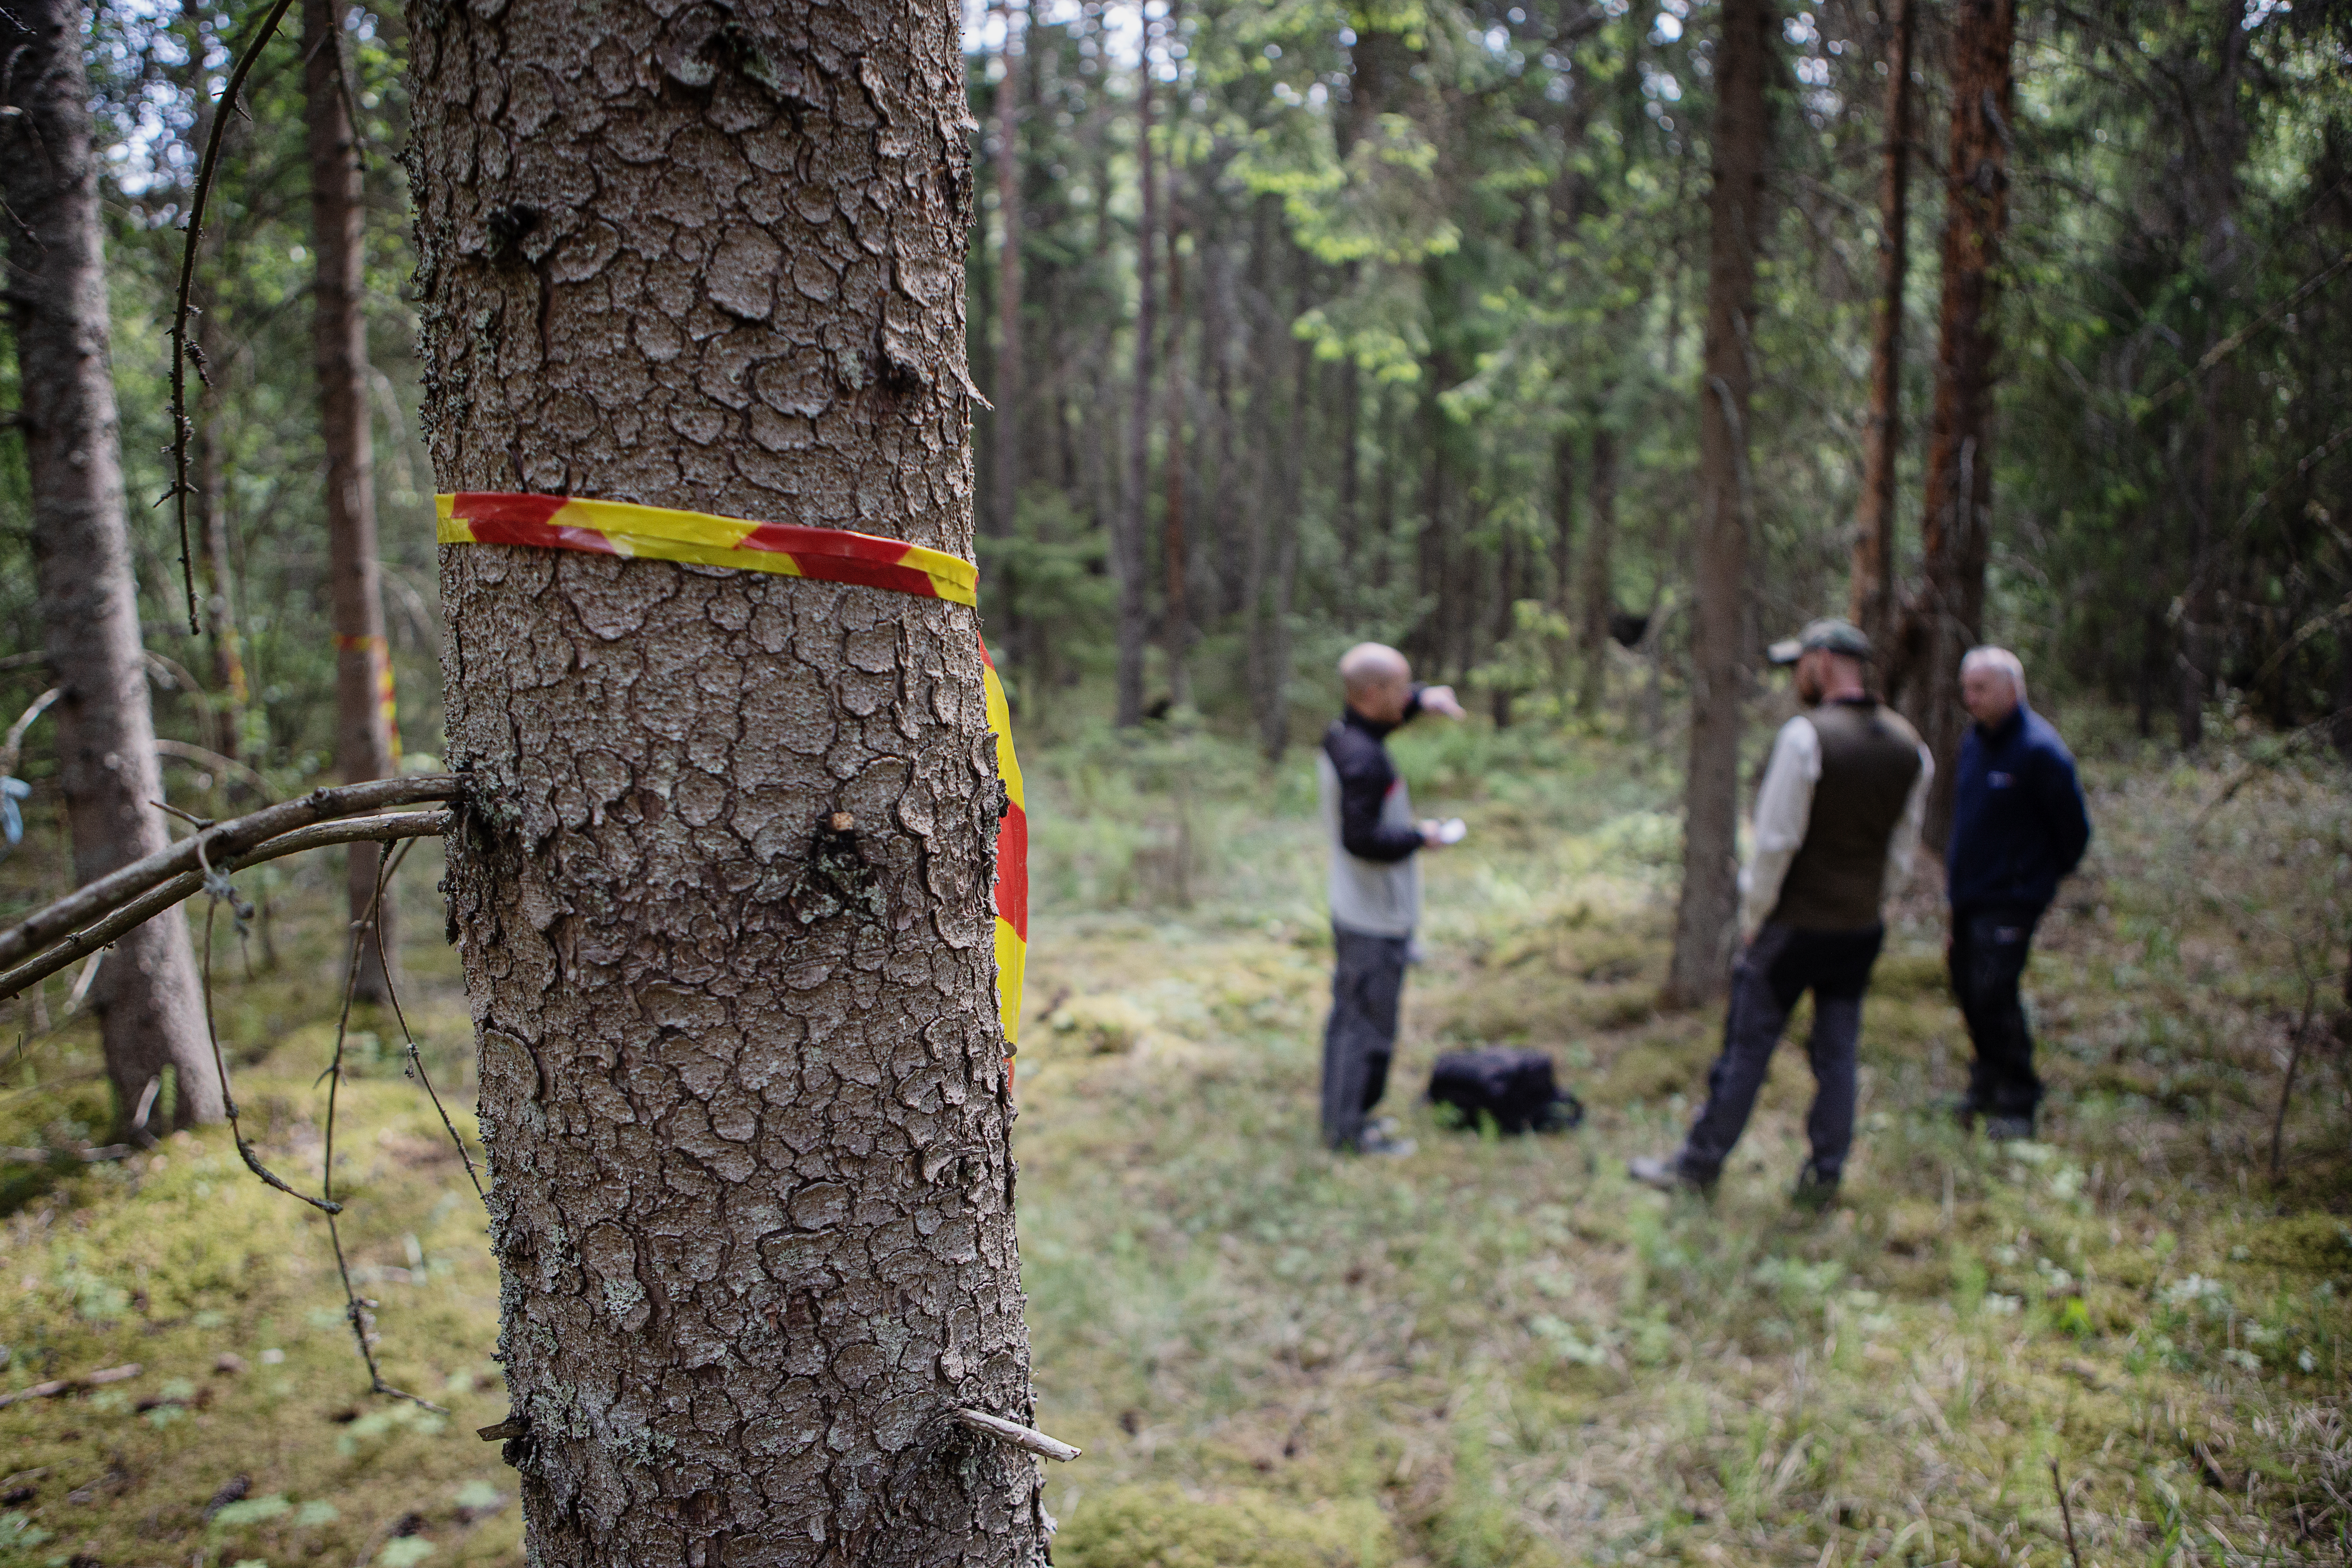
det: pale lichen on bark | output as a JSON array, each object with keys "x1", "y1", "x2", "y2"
[{"x1": 406, "y1": 0, "x2": 1042, "y2": 1556}]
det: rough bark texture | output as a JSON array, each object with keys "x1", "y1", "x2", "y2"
[
  {"x1": 1849, "y1": 0, "x2": 1915, "y2": 663},
  {"x1": 1912, "y1": 0, "x2": 2013, "y2": 841},
  {"x1": 1113, "y1": 32, "x2": 1157, "y2": 727},
  {"x1": 404, "y1": 0, "x2": 1045, "y2": 1559},
  {"x1": 1664, "y1": 0, "x2": 1774, "y2": 1007},
  {"x1": 2, "y1": 0, "x2": 224, "y2": 1134},
  {"x1": 308, "y1": 0, "x2": 401, "y2": 999}
]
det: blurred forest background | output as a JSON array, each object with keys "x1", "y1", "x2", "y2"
[{"x1": 0, "y1": 0, "x2": 2346, "y2": 774}]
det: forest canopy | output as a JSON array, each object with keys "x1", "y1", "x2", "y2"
[{"x1": 0, "y1": 0, "x2": 2342, "y2": 779}]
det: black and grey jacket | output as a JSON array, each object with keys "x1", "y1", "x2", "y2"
[{"x1": 1316, "y1": 696, "x2": 1425, "y2": 937}]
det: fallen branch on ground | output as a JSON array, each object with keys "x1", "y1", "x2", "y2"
[{"x1": 0, "y1": 1364, "x2": 142, "y2": 1409}]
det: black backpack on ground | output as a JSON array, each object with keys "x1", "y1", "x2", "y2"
[{"x1": 1426, "y1": 1047, "x2": 1585, "y2": 1135}]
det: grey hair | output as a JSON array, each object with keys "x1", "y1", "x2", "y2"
[{"x1": 1960, "y1": 645, "x2": 2027, "y2": 702}]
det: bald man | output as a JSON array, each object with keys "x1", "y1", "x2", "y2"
[{"x1": 1316, "y1": 643, "x2": 1466, "y2": 1156}]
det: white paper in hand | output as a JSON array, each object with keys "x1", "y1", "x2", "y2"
[{"x1": 1437, "y1": 818, "x2": 1468, "y2": 845}]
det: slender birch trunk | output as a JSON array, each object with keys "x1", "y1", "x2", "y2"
[
  {"x1": 3, "y1": 0, "x2": 223, "y2": 1133},
  {"x1": 405, "y1": 0, "x2": 1046, "y2": 1554}
]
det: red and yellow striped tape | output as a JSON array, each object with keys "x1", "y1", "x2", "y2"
[
  {"x1": 332, "y1": 633, "x2": 401, "y2": 764},
  {"x1": 437, "y1": 493, "x2": 1025, "y2": 1056},
  {"x1": 437, "y1": 492, "x2": 978, "y2": 605}
]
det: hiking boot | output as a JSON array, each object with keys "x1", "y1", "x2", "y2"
[
  {"x1": 1791, "y1": 1166, "x2": 1841, "y2": 1213},
  {"x1": 1983, "y1": 1113, "x2": 2036, "y2": 1142},
  {"x1": 1354, "y1": 1125, "x2": 1417, "y2": 1158},
  {"x1": 1628, "y1": 1153, "x2": 1713, "y2": 1196}
]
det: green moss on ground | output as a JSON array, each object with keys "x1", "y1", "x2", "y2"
[{"x1": 5, "y1": 724, "x2": 2348, "y2": 1568}]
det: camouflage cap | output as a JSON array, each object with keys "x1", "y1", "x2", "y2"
[{"x1": 1766, "y1": 617, "x2": 1873, "y2": 666}]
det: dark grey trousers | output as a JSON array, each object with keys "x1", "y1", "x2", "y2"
[
  {"x1": 1951, "y1": 904, "x2": 2045, "y2": 1118},
  {"x1": 1321, "y1": 925, "x2": 1409, "y2": 1150},
  {"x1": 1675, "y1": 922, "x2": 1884, "y2": 1185}
]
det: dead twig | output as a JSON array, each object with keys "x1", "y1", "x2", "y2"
[
  {"x1": 317, "y1": 840, "x2": 445, "y2": 1413},
  {"x1": 952, "y1": 1408, "x2": 1082, "y2": 1462},
  {"x1": 0, "y1": 1363, "x2": 141, "y2": 1409},
  {"x1": 0, "y1": 774, "x2": 457, "y2": 970},
  {"x1": 154, "y1": 738, "x2": 276, "y2": 800},
  {"x1": 2049, "y1": 1454, "x2": 2084, "y2": 1568},
  {"x1": 164, "y1": 0, "x2": 301, "y2": 635},
  {"x1": 0, "y1": 687, "x2": 59, "y2": 777},
  {"x1": 0, "y1": 809, "x2": 451, "y2": 1002}
]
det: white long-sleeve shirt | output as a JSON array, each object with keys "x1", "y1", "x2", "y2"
[{"x1": 1737, "y1": 713, "x2": 1935, "y2": 942}]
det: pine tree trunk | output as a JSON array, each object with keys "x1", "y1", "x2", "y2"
[
  {"x1": 3, "y1": 0, "x2": 222, "y2": 1134},
  {"x1": 1849, "y1": 0, "x2": 1915, "y2": 662},
  {"x1": 1664, "y1": 0, "x2": 1775, "y2": 1008},
  {"x1": 1258, "y1": 336, "x2": 1311, "y2": 760},
  {"x1": 405, "y1": 0, "x2": 1047, "y2": 1556},
  {"x1": 1578, "y1": 423, "x2": 1617, "y2": 716},
  {"x1": 1913, "y1": 0, "x2": 2014, "y2": 842},
  {"x1": 1163, "y1": 162, "x2": 1191, "y2": 709},
  {"x1": 991, "y1": 0, "x2": 1022, "y2": 556},
  {"x1": 307, "y1": 0, "x2": 400, "y2": 1000},
  {"x1": 1113, "y1": 30, "x2": 1157, "y2": 726}
]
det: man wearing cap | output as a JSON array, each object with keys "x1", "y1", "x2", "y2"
[
  {"x1": 1632, "y1": 619, "x2": 1933, "y2": 1205},
  {"x1": 1945, "y1": 646, "x2": 2091, "y2": 1140}
]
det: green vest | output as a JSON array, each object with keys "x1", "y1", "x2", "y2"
[{"x1": 1772, "y1": 699, "x2": 1924, "y2": 931}]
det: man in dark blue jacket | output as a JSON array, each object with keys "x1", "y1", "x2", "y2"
[{"x1": 1945, "y1": 647, "x2": 2091, "y2": 1139}]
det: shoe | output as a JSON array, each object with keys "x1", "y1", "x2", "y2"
[
  {"x1": 1366, "y1": 1116, "x2": 1400, "y2": 1139},
  {"x1": 1983, "y1": 1114, "x2": 2036, "y2": 1142},
  {"x1": 1628, "y1": 1154, "x2": 1712, "y2": 1195},
  {"x1": 1791, "y1": 1167, "x2": 1840, "y2": 1213},
  {"x1": 1354, "y1": 1125, "x2": 1417, "y2": 1158}
]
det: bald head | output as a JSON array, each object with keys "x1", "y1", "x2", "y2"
[
  {"x1": 1340, "y1": 643, "x2": 1416, "y2": 724},
  {"x1": 1340, "y1": 642, "x2": 1410, "y2": 696}
]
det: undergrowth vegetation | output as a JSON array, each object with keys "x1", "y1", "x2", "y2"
[{"x1": 2, "y1": 708, "x2": 2348, "y2": 1566}]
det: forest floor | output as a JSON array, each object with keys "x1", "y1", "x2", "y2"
[{"x1": 0, "y1": 707, "x2": 2347, "y2": 1568}]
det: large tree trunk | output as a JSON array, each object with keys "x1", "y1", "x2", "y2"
[
  {"x1": 1664, "y1": 0, "x2": 1775, "y2": 1008},
  {"x1": 1578, "y1": 423, "x2": 1617, "y2": 716},
  {"x1": 3, "y1": 0, "x2": 222, "y2": 1134},
  {"x1": 1113, "y1": 25, "x2": 1157, "y2": 726},
  {"x1": 307, "y1": 0, "x2": 401, "y2": 1000},
  {"x1": 1849, "y1": 0, "x2": 1916, "y2": 662},
  {"x1": 406, "y1": 0, "x2": 1047, "y2": 1557},
  {"x1": 1912, "y1": 0, "x2": 2014, "y2": 841}
]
